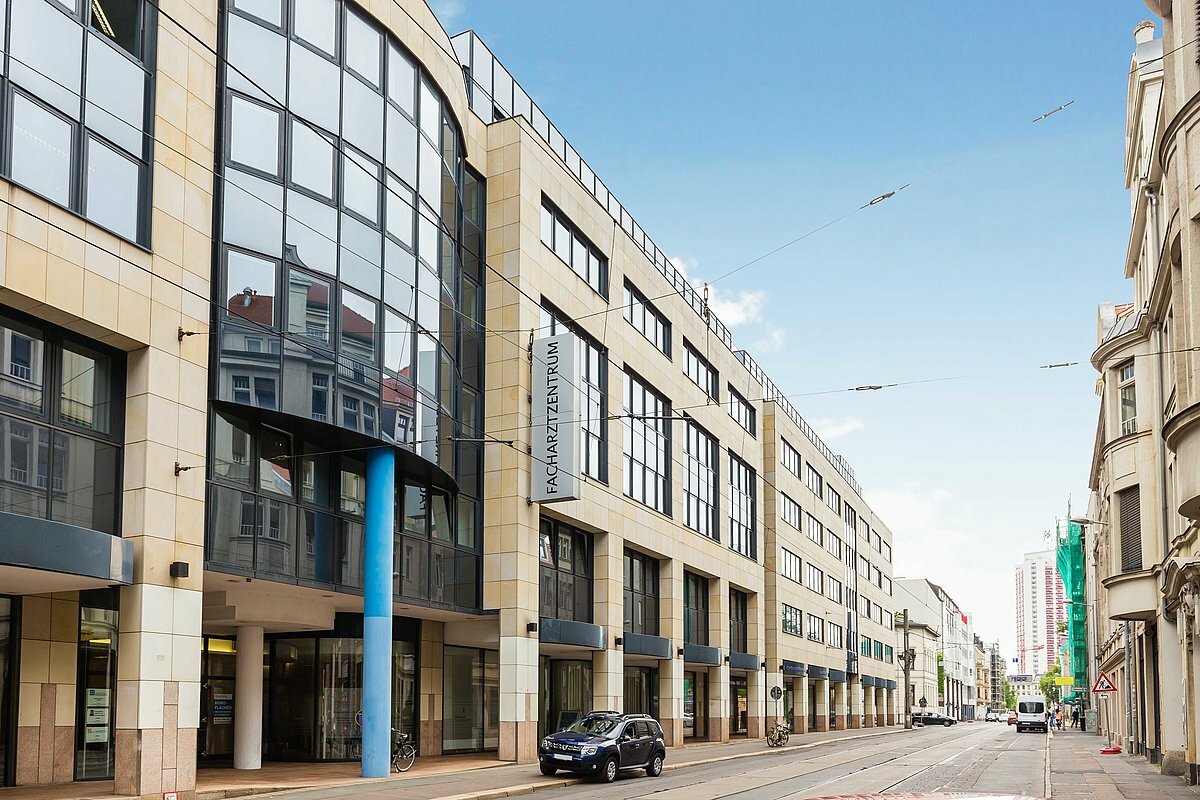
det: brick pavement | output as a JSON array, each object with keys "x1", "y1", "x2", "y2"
[{"x1": 1051, "y1": 729, "x2": 1200, "y2": 800}]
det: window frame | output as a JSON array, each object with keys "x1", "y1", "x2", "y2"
[
  {"x1": 622, "y1": 368, "x2": 672, "y2": 515},
  {"x1": 727, "y1": 450, "x2": 757, "y2": 560},
  {"x1": 683, "y1": 340, "x2": 717, "y2": 399},
  {"x1": 623, "y1": 547, "x2": 659, "y2": 637},
  {"x1": 683, "y1": 416, "x2": 719, "y2": 539},
  {"x1": 727, "y1": 385, "x2": 755, "y2": 436},
  {"x1": 539, "y1": 195, "x2": 609, "y2": 298}
]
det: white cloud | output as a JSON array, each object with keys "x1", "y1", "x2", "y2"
[
  {"x1": 669, "y1": 255, "x2": 765, "y2": 327},
  {"x1": 753, "y1": 328, "x2": 787, "y2": 353},
  {"x1": 811, "y1": 416, "x2": 865, "y2": 441},
  {"x1": 868, "y1": 486, "x2": 1019, "y2": 663},
  {"x1": 427, "y1": 0, "x2": 465, "y2": 26}
]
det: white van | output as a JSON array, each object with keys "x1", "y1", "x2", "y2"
[{"x1": 1015, "y1": 695, "x2": 1048, "y2": 733}]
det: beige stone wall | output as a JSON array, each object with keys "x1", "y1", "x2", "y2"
[{"x1": 15, "y1": 595, "x2": 79, "y2": 785}]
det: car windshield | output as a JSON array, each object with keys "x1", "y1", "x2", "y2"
[
  {"x1": 1018, "y1": 702, "x2": 1044, "y2": 714},
  {"x1": 565, "y1": 717, "x2": 620, "y2": 738}
]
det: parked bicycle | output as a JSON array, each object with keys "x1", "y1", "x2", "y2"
[
  {"x1": 766, "y1": 721, "x2": 791, "y2": 747},
  {"x1": 391, "y1": 729, "x2": 417, "y2": 772}
]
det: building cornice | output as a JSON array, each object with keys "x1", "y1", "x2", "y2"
[{"x1": 1091, "y1": 317, "x2": 1151, "y2": 370}]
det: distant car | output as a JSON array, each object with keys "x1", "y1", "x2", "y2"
[
  {"x1": 538, "y1": 712, "x2": 666, "y2": 782},
  {"x1": 1006, "y1": 711, "x2": 1018, "y2": 725},
  {"x1": 985, "y1": 712, "x2": 999, "y2": 722},
  {"x1": 913, "y1": 711, "x2": 956, "y2": 727}
]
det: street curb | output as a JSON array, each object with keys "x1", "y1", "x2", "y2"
[
  {"x1": 1045, "y1": 729, "x2": 1053, "y2": 798},
  {"x1": 432, "y1": 727, "x2": 914, "y2": 800}
]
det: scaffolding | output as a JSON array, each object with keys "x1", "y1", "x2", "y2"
[{"x1": 1056, "y1": 513, "x2": 1088, "y2": 699}]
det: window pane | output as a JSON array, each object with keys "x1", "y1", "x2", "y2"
[
  {"x1": 224, "y1": 168, "x2": 284, "y2": 257},
  {"x1": 430, "y1": 491, "x2": 451, "y2": 542},
  {"x1": 293, "y1": 0, "x2": 337, "y2": 56},
  {"x1": 387, "y1": 43, "x2": 415, "y2": 114},
  {"x1": 343, "y1": 149, "x2": 380, "y2": 223},
  {"x1": 224, "y1": 250, "x2": 278, "y2": 324},
  {"x1": 286, "y1": 269, "x2": 332, "y2": 344},
  {"x1": 212, "y1": 414, "x2": 252, "y2": 484},
  {"x1": 0, "y1": 418, "x2": 49, "y2": 519},
  {"x1": 383, "y1": 309, "x2": 412, "y2": 376},
  {"x1": 341, "y1": 290, "x2": 377, "y2": 363},
  {"x1": 290, "y1": 118, "x2": 335, "y2": 198},
  {"x1": 344, "y1": 9, "x2": 381, "y2": 86},
  {"x1": 339, "y1": 213, "x2": 382, "y2": 294},
  {"x1": 85, "y1": 138, "x2": 140, "y2": 241},
  {"x1": 288, "y1": 43, "x2": 340, "y2": 134},
  {"x1": 385, "y1": 176, "x2": 414, "y2": 248},
  {"x1": 85, "y1": 33, "x2": 146, "y2": 154},
  {"x1": 12, "y1": 96, "x2": 73, "y2": 206},
  {"x1": 258, "y1": 428, "x2": 292, "y2": 496},
  {"x1": 285, "y1": 190, "x2": 337, "y2": 275},
  {"x1": 0, "y1": 319, "x2": 45, "y2": 414},
  {"x1": 226, "y1": 12, "x2": 286, "y2": 104},
  {"x1": 49, "y1": 431, "x2": 118, "y2": 532},
  {"x1": 11, "y1": 0, "x2": 82, "y2": 116},
  {"x1": 230, "y1": 95, "x2": 281, "y2": 175},
  {"x1": 90, "y1": 0, "x2": 142, "y2": 56},
  {"x1": 386, "y1": 108, "x2": 417, "y2": 188},
  {"x1": 59, "y1": 345, "x2": 114, "y2": 434},
  {"x1": 419, "y1": 79, "x2": 439, "y2": 142},
  {"x1": 342, "y1": 74, "x2": 384, "y2": 161},
  {"x1": 232, "y1": 0, "x2": 281, "y2": 26},
  {"x1": 339, "y1": 459, "x2": 365, "y2": 515}
]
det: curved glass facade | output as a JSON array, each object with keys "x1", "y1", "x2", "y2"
[{"x1": 207, "y1": 0, "x2": 484, "y2": 611}]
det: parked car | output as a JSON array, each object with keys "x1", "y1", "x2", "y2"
[
  {"x1": 913, "y1": 711, "x2": 956, "y2": 727},
  {"x1": 538, "y1": 712, "x2": 667, "y2": 782},
  {"x1": 1006, "y1": 711, "x2": 1018, "y2": 725},
  {"x1": 985, "y1": 712, "x2": 1000, "y2": 722}
]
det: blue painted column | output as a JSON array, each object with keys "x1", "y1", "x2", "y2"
[{"x1": 362, "y1": 446, "x2": 395, "y2": 777}]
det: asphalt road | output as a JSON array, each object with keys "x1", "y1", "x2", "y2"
[{"x1": 529, "y1": 722, "x2": 1048, "y2": 800}]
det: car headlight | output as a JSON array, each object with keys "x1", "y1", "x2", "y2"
[
  {"x1": 540, "y1": 739, "x2": 551, "y2": 750},
  {"x1": 582, "y1": 746, "x2": 597, "y2": 756}
]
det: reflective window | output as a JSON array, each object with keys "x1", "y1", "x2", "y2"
[
  {"x1": 285, "y1": 190, "x2": 338, "y2": 274},
  {"x1": 387, "y1": 43, "x2": 415, "y2": 114},
  {"x1": 12, "y1": 95, "x2": 74, "y2": 206},
  {"x1": 85, "y1": 137, "x2": 141, "y2": 242},
  {"x1": 622, "y1": 371, "x2": 670, "y2": 515},
  {"x1": 213, "y1": 413, "x2": 252, "y2": 484},
  {"x1": 258, "y1": 428, "x2": 292, "y2": 496},
  {"x1": 59, "y1": 344, "x2": 114, "y2": 434},
  {"x1": 11, "y1": 0, "x2": 83, "y2": 116},
  {"x1": 224, "y1": 250, "x2": 278, "y2": 325},
  {"x1": 344, "y1": 8, "x2": 381, "y2": 86},
  {"x1": 293, "y1": 0, "x2": 338, "y2": 56},
  {"x1": 383, "y1": 310, "x2": 412, "y2": 377},
  {"x1": 230, "y1": 95, "x2": 281, "y2": 175},
  {"x1": 288, "y1": 43, "x2": 340, "y2": 134},
  {"x1": 343, "y1": 149, "x2": 380, "y2": 223},
  {"x1": 232, "y1": 0, "x2": 281, "y2": 26},
  {"x1": 227, "y1": 12, "x2": 287, "y2": 104},
  {"x1": 91, "y1": 0, "x2": 144, "y2": 56},
  {"x1": 343, "y1": 74, "x2": 384, "y2": 160},
  {"x1": 386, "y1": 107, "x2": 418, "y2": 186},
  {"x1": 286, "y1": 269, "x2": 332, "y2": 344},
  {"x1": 85, "y1": 34, "x2": 146, "y2": 154},
  {"x1": 0, "y1": 317, "x2": 45, "y2": 415},
  {"x1": 290, "y1": 118, "x2": 336, "y2": 198},
  {"x1": 225, "y1": 168, "x2": 284, "y2": 257},
  {"x1": 340, "y1": 290, "x2": 377, "y2": 363}
]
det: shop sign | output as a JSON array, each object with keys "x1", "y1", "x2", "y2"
[{"x1": 531, "y1": 333, "x2": 580, "y2": 502}]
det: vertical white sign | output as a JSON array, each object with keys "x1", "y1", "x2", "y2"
[{"x1": 531, "y1": 332, "x2": 581, "y2": 502}]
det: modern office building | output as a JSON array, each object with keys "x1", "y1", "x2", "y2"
[
  {"x1": 0, "y1": 0, "x2": 901, "y2": 793},
  {"x1": 1014, "y1": 550, "x2": 1064, "y2": 677}
]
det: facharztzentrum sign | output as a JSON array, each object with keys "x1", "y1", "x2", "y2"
[{"x1": 531, "y1": 332, "x2": 581, "y2": 502}]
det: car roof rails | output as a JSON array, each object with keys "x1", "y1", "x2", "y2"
[{"x1": 585, "y1": 710, "x2": 621, "y2": 716}]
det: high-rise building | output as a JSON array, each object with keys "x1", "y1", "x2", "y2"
[{"x1": 1014, "y1": 550, "x2": 1065, "y2": 676}]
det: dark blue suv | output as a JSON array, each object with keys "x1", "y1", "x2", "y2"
[{"x1": 538, "y1": 712, "x2": 666, "y2": 782}]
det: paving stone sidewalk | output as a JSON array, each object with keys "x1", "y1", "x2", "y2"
[{"x1": 1050, "y1": 729, "x2": 1200, "y2": 800}]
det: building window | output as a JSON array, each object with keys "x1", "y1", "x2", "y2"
[
  {"x1": 728, "y1": 452, "x2": 757, "y2": 559},
  {"x1": 873, "y1": 640, "x2": 884, "y2": 660},
  {"x1": 781, "y1": 548, "x2": 802, "y2": 583},
  {"x1": 727, "y1": 387, "x2": 755, "y2": 435},
  {"x1": 542, "y1": 306, "x2": 608, "y2": 481},
  {"x1": 684, "y1": 341, "x2": 718, "y2": 400},
  {"x1": 623, "y1": 549, "x2": 659, "y2": 636},
  {"x1": 858, "y1": 554, "x2": 870, "y2": 580},
  {"x1": 806, "y1": 614, "x2": 824, "y2": 643},
  {"x1": 1118, "y1": 485, "x2": 1142, "y2": 572},
  {"x1": 805, "y1": 511, "x2": 823, "y2": 546},
  {"x1": 860, "y1": 635, "x2": 871, "y2": 656},
  {"x1": 805, "y1": 463, "x2": 823, "y2": 497},
  {"x1": 684, "y1": 419, "x2": 718, "y2": 538},
  {"x1": 1118, "y1": 361, "x2": 1137, "y2": 435},
  {"x1": 684, "y1": 571, "x2": 709, "y2": 646},
  {"x1": 781, "y1": 493, "x2": 801, "y2": 529},
  {"x1": 884, "y1": 645, "x2": 894, "y2": 663},
  {"x1": 539, "y1": 518, "x2": 592, "y2": 622},
  {"x1": 623, "y1": 371, "x2": 671, "y2": 514},
  {"x1": 5, "y1": 0, "x2": 154, "y2": 244},
  {"x1": 828, "y1": 621, "x2": 844, "y2": 649},
  {"x1": 540, "y1": 197, "x2": 608, "y2": 297},
  {"x1": 844, "y1": 503, "x2": 857, "y2": 541},
  {"x1": 826, "y1": 485, "x2": 842, "y2": 515},
  {"x1": 805, "y1": 563, "x2": 824, "y2": 595},
  {"x1": 780, "y1": 438, "x2": 801, "y2": 477},
  {"x1": 826, "y1": 531, "x2": 842, "y2": 560},
  {"x1": 729, "y1": 588, "x2": 748, "y2": 653},
  {"x1": 782, "y1": 604, "x2": 803, "y2": 637},
  {"x1": 624, "y1": 281, "x2": 670, "y2": 356},
  {"x1": 882, "y1": 541, "x2": 892, "y2": 562},
  {"x1": 826, "y1": 576, "x2": 843, "y2": 604}
]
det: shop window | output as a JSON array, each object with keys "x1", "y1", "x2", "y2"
[{"x1": 443, "y1": 646, "x2": 499, "y2": 751}]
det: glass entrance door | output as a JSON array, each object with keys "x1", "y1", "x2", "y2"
[
  {"x1": 783, "y1": 682, "x2": 794, "y2": 730},
  {"x1": 76, "y1": 589, "x2": 118, "y2": 780},
  {"x1": 730, "y1": 676, "x2": 748, "y2": 735},
  {"x1": 0, "y1": 597, "x2": 13, "y2": 787},
  {"x1": 318, "y1": 638, "x2": 364, "y2": 760},
  {"x1": 808, "y1": 682, "x2": 817, "y2": 730},
  {"x1": 623, "y1": 666, "x2": 658, "y2": 718},
  {"x1": 684, "y1": 670, "x2": 707, "y2": 739},
  {"x1": 199, "y1": 638, "x2": 237, "y2": 760}
]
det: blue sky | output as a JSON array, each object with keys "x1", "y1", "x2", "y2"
[{"x1": 430, "y1": 0, "x2": 1149, "y2": 660}]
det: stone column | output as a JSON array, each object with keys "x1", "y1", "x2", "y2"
[
  {"x1": 832, "y1": 681, "x2": 847, "y2": 730},
  {"x1": 233, "y1": 626, "x2": 263, "y2": 769},
  {"x1": 708, "y1": 580, "x2": 729, "y2": 742},
  {"x1": 747, "y1": 595, "x2": 765, "y2": 738},
  {"x1": 764, "y1": 662, "x2": 783, "y2": 732},
  {"x1": 361, "y1": 448, "x2": 395, "y2": 778},
  {"x1": 14, "y1": 594, "x2": 78, "y2": 784},
  {"x1": 848, "y1": 680, "x2": 863, "y2": 729},
  {"x1": 862, "y1": 683, "x2": 875, "y2": 728},
  {"x1": 659, "y1": 559, "x2": 684, "y2": 746},
  {"x1": 796, "y1": 675, "x2": 809, "y2": 734},
  {"x1": 498, "y1": 608, "x2": 540, "y2": 762},
  {"x1": 592, "y1": 531, "x2": 623, "y2": 713},
  {"x1": 812, "y1": 678, "x2": 829, "y2": 732},
  {"x1": 1158, "y1": 616, "x2": 1187, "y2": 775},
  {"x1": 419, "y1": 621, "x2": 444, "y2": 756}
]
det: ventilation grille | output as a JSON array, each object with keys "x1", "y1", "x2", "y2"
[{"x1": 1118, "y1": 486, "x2": 1143, "y2": 572}]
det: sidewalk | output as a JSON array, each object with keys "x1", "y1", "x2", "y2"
[{"x1": 1049, "y1": 728, "x2": 1200, "y2": 800}]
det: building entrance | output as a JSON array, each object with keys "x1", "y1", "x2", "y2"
[
  {"x1": 730, "y1": 676, "x2": 748, "y2": 735},
  {"x1": 684, "y1": 670, "x2": 707, "y2": 739},
  {"x1": 199, "y1": 638, "x2": 237, "y2": 761},
  {"x1": 539, "y1": 658, "x2": 592, "y2": 736}
]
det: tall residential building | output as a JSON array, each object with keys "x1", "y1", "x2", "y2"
[
  {"x1": 0, "y1": 0, "x2": 904, "y2": 791},
  {"x1": 1014, "y1": 550, "x2": 1064, "y2": 676}
]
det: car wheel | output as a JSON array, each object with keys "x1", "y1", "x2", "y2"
[
  {"x1": 944, "y1": 721, "x2": 953, "y2": 727},
  {"x1": 539, "y1": 763, "x2": 557, "y2": 776},
  {"x1": 601, "y1": 756, "x2": 619, "y2": 783},
  {"x1": 646, "y1": 752, "x2": 663, "y2": 778}
]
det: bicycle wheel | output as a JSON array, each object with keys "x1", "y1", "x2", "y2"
[
  {"x1": 396, "y1": 743, "x2": 416, "y2": 772},
  {"x1": 780, "y1": 730, "x2": 790, "y2": 746}
]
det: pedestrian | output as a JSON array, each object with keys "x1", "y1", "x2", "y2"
[
  {"x1": 1070, "y1": 706, "x2": 1080, "y2": 729},
  {"x1": 1056, "y1": 707, "x2": 1064, "y2": 731}
]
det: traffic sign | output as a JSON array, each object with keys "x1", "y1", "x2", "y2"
[
  {"x1": 770, "y1": 686, "x2": 783, "y2": 700},
  {"x1": 1092, "y1": 672, "x2": 1117, "y2": 693},
  {"x1": 1054, "y1": 676, "x2": 1074, "y2": 686}
]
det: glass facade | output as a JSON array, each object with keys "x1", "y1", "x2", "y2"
[
  {"x1": 75, "y1": 589, "x2": 118, "y2": 780},
  {"x1": 623, "y1": 666, "x2": 658, "y2": 719},
  {"x1": 210, "y1": 0, "x2": 484, "y2": 603},
  {"x1": 0, "y1": 310, "x2": 123, "y2": 535},
  {"x1": 539, "y1": 658, "x2": 592, "y2": 736},
  {"x1": 442, "y1": 646, "x2": 498, "y2": 752},
  {"x1": 0, "y1": 0, "x2": 155, "y2": 244}
]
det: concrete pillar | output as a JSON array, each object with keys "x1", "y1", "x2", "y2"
[
  {"x1": 747, "y1": 595, "x2": 765, "y2": 738},
  {"x1": 659, "y1": 559, "x2": 684, "y2": 746},
  {"x1": 361, "y1": 447, "x2": 395, "y2": 778},
  {"x1": 233, "y1": 625, "x2": 263, "y2": 769},
  {"x1": 1159, "y1": 617, "x2": 1188, "y2": 775},
  {"x1": 863, "y1": 683, "x2": 875, "y2": 728},
  {"x1": 498, "y1": 608, "x2": 540, "y2": 762},
  {"x1": 848, "y1": 681, "x2": 863, "y2": 729},
  {"x1": 592, "y1": 532, "x2": 623, "y2": 713},
  {"x1": 833, "y1": 681, "x2": 846, "y2": 730},
  {"x1": 877, "y1": 687, "x2": 886, "y2": 726},
  {"x1": 796, "y1": 675, "x2": 809, "y2": 734},
  {"x1": 709, "y1": 581, "x2": 730, "y2": 742},
  {"x1": 812, "y1": 678, "x2": 829, "y2": 732},
  {"x1": 764, "y1": 663, "x2": 783, "y2": 732},
  {"x1": 419, "y1": 621, "x2": 444, "y2": 756}
]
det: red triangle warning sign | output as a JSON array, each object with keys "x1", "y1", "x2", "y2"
[{"x1": 1092, "y1": 672, "x2": 1117, "y2": 693}]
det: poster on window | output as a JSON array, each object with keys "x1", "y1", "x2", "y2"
[
  {"x1": 85, "y1": 725, "x2": 108, "y2": 743},
  {"x1": 531, "y1": 333, "x2": 580, "y2": 502},
  {"x1": 213, "y1": 694, "x2": 233, "y2": 725}
]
